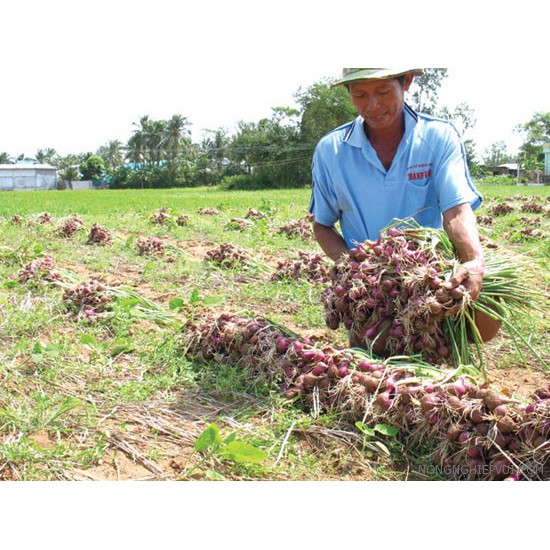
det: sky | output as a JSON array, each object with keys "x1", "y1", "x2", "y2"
[{"x1": 1, "y1": 1, "x2": 547, "y2": 161}]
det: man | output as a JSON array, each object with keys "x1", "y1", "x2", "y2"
[{"x1": 309, "y1": 68, "x2": 500, "y2": 349}]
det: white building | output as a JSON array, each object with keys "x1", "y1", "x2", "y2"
[{"x1": 0, "y1": 164, "x2": 58, "y2": 191}]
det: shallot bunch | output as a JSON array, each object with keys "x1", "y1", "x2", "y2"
[
  {"x1": 176, "y1": 215, "x2": 191, "y2": 227},
  {"x1": 245, "y1": 208, "x2": 267, "y2": 220},
  {"x1": 322, "y1": 226, "x2": 467, "y2": 363},
  {"x1": 520, "y1": 201, "x2": 543, "y2": 214},
  {"x1": 197, "y1": 207, "x2": 220, "y2": 216},
  {"x1": 270, "y1": 251, "x2": 331, "y2": 284},
  {"x1": 223, "y1": 218, "x2": 253, "y2": 232},
  {"x1": 185, "y1": 311, "x2": 355, "y2": 407},
  {"x1": 278, "y1": 216, "x2": 314, "y2": 241},
  {"x1": 203, "y1": 243, "x2": 252, "y2": 268},
  {"x1": 37, "y1": 212, "x2": 53, "y2": 224},
  {"x1": 183, "y1": 312, "x2": 550, "y2": 480},
  {"x1": 86, "y1": 224, "x2": 113, "y2": 246},
  {"x1": 506, "y1": 228, "x2": 545, "y2": 241},
  {"x1": 518, "y1": 216, "x2": 541, "y2": 227},
  {"x1": 136, "y1": 236, "x2": 165, "y2": 256},
  {"x1": 62, "y1": 279, "x2": 112, "y2": 320},
  {"x1": 55, "y1": 215, "x2": 84, "y2": 238},
  {"x1": 378, "y1": 378, "x2": 550, "y2": 481},
  {"x1": 19, "y1": 256, "x2": 61, "y2": 284},
  {"x1": 476, "y1": 215, "x2": 494, "y2": 226},
  {"x1": 149, "y1": 207, "x2": 171, "y2": 225},
  {"x1": 489, "y1": 203, "x2": 514, "y2": 216}
]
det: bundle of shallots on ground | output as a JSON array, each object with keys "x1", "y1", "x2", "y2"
[
  {"x1": 183, "y1": 312, "x2": 549, "y2": 481},
  {"x1": 322, "y1": 221, "x2": 540, "y2": 367},
  {"x1": 270, "y1": 251, "x2": 331, "y2": 284}
]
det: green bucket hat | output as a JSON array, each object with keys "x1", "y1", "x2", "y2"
[{"x1": 332, "y1": 68, "x2": 424, "y2": 87}]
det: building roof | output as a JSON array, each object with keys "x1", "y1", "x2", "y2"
[{"x1": 0, "y1": 164, "x2": 57, "y2": 170}]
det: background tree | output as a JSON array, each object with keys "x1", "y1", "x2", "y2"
[
  {"x1": 0, "y1": 152, "x2": 12, "y2": 163},
  {"x1": 161, "y1": 114, "x2": 192, "y2": 186},
  {"x1": 162, "y1": 115, "x2": 191, "y2": 157},
  {"x1": 408, "y1": 69, "x2": 449, "y2": 115},
  {"x1": 438, "y1": 102, "x2": 478, "y2": 169},
  {"x1": 294, "y1": 78, "x2": 356, "y2": 145},
  {"x1": 126, "y1": 115, "x2": 151, "y2": 166},
  {"x1": 97, "y1": 140, "x2": 124, "y2": 173},
  {"x1": 79, "y1": 154, "x2": 106, "y2": 180},
  {"x1": 144, "y1": 118, "x2": 167, "y2": 167},
  {"x1": 57, "y1": 156, "x2": 80, "y2": 188},
  {"x1": 482, "y1": 141, "x2": 513, "y2": 166},
  {"x1": 200, "y1": 128, "x2": 230, "y2": 183},
  {"x1": 515, "y1": 111, "x2": 550, "y2": 170},
  {"x1": 226, "y1": 107, "x2": 307, "y2": 188},
  {"x1": 15, "y1": 153, "x2": 35, "y2": 163},
  {"x1": 35, "y1": 148, "x2": 58, "y2": 166},
  {"x1": 439, "y1": 102, "x2": 477, "y2": 135}
]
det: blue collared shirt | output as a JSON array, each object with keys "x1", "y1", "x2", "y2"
[{"x1": 309, "y1": 105, "x2": 482, "y2": 248}]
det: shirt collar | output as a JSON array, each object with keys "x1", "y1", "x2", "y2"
[{"x1": 344, "y1": 104, "x2": 418, "y2": 148}]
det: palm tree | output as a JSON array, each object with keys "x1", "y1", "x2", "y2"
[
  {"x1": 161, "y1": 114, "x2": 192, "y2": 185},
  {"x1": 35, "y1": 148, "x2": 58, "y2": 165},
  {"x1": 127, "y1": 115, "x2": 152, "y2": 166},
  {"x1": 201, "y1": 128, "x2": 229, "y2": 181},
  {"x1": 57, "y1": 164, "x2": 79, "y2": 189},
  {"x1": 162, "y1": 115, "x2": 191, "y2": 156},
  {"x1": 147, "y1": 119, "x2": 167, "y2": 166},
  {"x1": 97, "y1": 140, "x2": 124, "y2": 172}
]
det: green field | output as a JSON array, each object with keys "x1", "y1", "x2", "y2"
[{"x1": 0, "y1": 183, "x2": 548, "y2": 480}]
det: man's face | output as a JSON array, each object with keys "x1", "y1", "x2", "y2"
[{"x1": 348, "y1": 75, "x2": 413, "y2": 131}]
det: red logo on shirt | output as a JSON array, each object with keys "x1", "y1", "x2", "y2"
[{"x1": 407, "y1": 163, "x2": 433, "y2": 182}]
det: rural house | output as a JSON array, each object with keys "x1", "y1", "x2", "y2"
[
  {"x1": 0, "y1": 164, "x2": 57, "y2": 191},
  {"x1": 485, "y1": 163, "x2": 519, "y2": 177}
]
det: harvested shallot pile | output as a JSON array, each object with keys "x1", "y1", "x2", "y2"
[
  {"x1": 489, "y1": 203, "x2": 514, "y2": 216},
  {"x1": 198, "y1": 207, "x2": 220, "y2": 216},
  {"x1": 506, "y1": 228, "x2": 545, "y2": 241},
  {"x1": 520, "y1": 201, "x2": 544, "y2": 214},
  {"x1": 62, "y1": 279, "x2": 113, "y2": 320},
  {"x1": 183, "y1": 312, "x2": 550, "y2": 481},
  {"x1": 223, "y1": 218, "x2": 253, "y2": 232},
  {"x1": 36, "y1": 212, "x2": 53, "y2": 224},
  {"x1": 244, "y1": 208, "x2": 267, "y2": 220},
  {"x1": 19, "y1": 256, "x2": 62, "y2": 284},
  {"x1": 321, "y1": 222, "x2": 539, "y2": 367},
  {"x1": 86, "y1": 224, "x2": 113, "y2": 246},
  {"x1": 270, "y1": 251, "x2": 331, "y2": 284},
  {"x1": 203, "y1": 242, "x2": 252, "y2": 269},
  {"x1": 476, "y1": 215, "x2": 494, "y2": 226},
  {"x1": 278, "y1": 215, "x2": 314, "y2": 241},
  {"x1": 136, "y1": 236, "x2": 165, "y2": 256},
  {"x1": 55, "y1": 215, "x2": 85, "y2": 238},
  {"x1": 149, "y1": 207, "x2": 171, "y2": 225},
  {"x1": 518, "y1": 216, "x2": 541, "y2": 227}
]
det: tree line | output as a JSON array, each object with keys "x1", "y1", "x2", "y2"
[{"x1": 1, "y1": 71, "x2": 548, "y2": 189}]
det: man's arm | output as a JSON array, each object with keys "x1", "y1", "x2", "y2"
[
  {"x1": 442, "y1": 203, "x2": 485, "y2": 300},
  {"x1": 442, "y1": 203, "x2": 501, "y2": 342},
  {"x1": 312, "y1": 221, "x2": 349, "y2": 262}
]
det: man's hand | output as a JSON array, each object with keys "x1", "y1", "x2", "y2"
[
  {"x1": 443, "y1": 258, "x2": 485, "y2": 302},
  {"x1": 441, "y1": 204, "x2": 500, "y2": 341}
]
